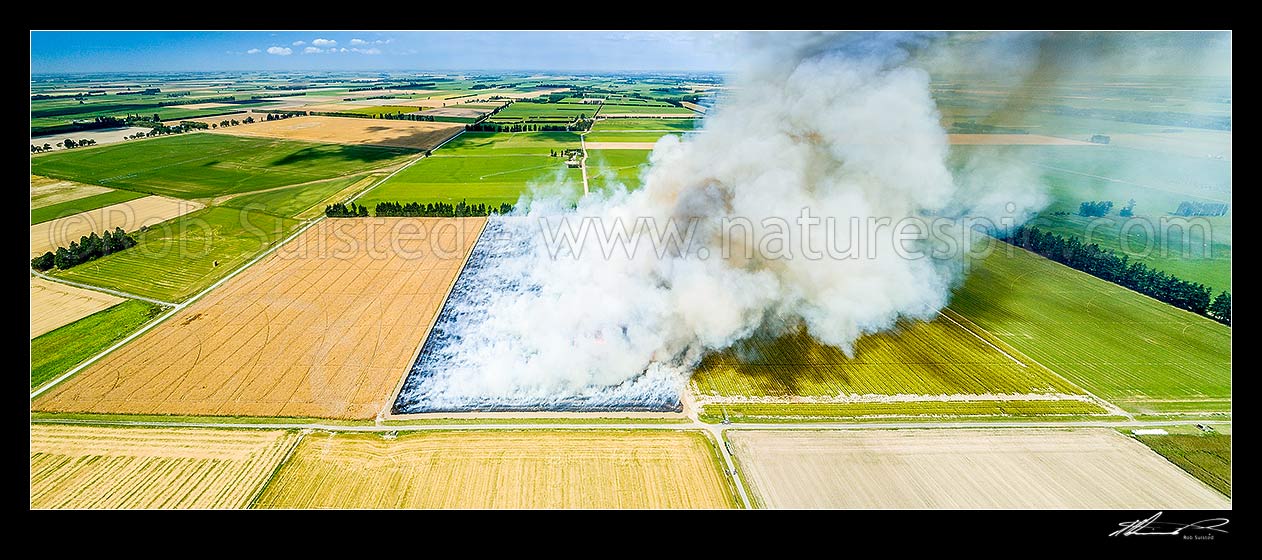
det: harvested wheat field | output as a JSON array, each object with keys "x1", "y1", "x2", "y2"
[
  {"x1": 30, "y1": 424, "x2": 299, "y2": 509},
  {"x1": 34, "y1": 218, "x2": 486, "y2": 419},
  {"x1": 584, "y1": 141, "x2": 659, "y2": 150},
  {"x1": 30, "y1": 277, "x2": 124, "y2": 338},
  {"x1": 30, "y1": 195, "x2": 203, "y2": 257},
  {"x1": 215, "y1": 115, "x2": 463, "y2": 150},
  {"x1": 421, "y1": 107, "x2": 487, "y2": 119},
  {"x1": 30, "y1": 175, "x2": 112, "y2": 209},
  {"x1": 946, "y1": 134, "x2": 1098, "y2": 146},
  {"x1": 254, "y1": 430, "x2": 738, "y2": 509},
  {"x1": 728, "y1": 428, "x2": 1230, "y2": 509}
]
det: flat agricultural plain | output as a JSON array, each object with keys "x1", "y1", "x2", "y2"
[
  {"x1": 253, "y1": 430, "x2": 738, "y2": 509},
  {"x1": 30, "y1": 195, "x2": 203, "y2": 257},
  {"x1": 34, "y1": 218, "x2": 486, "y2": 419},
  {"x1": 31, "y1": 175, "x2": 113, "y2": 208},
  {"x1": 206, "y1": 116, "x2": 463, "y2": 151},
  {"x1": 30, "y1": 424, "x2": 299, "y2": 509},
  {"x1": 946, "y1": 133, "x2": 1099, "y2": 146},
  {"x1": 583, "y1": 141, "x2": 659, "y2": 150},
  {"x1": 30, "y1": 277, "x2": 124, "y2": 338},
  {"x1": 728, "y1": 429, "x2": 1231, "y2": 509}
]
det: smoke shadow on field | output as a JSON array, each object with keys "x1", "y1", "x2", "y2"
[{"x1": 268, "y1": 144, "x2": 418, "y2": 167}]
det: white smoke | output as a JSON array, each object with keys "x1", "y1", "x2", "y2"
[{"x1": 396, "y1": 32, "x2": 1045, "y2": 410}]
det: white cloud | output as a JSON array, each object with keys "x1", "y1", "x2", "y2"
[
  {"x1": 339, "y1": 48, "x2": 348, "y2": 53},
  {"x1": 266, "y1": 46, "x2": 292, "y2": 56},
  {"x1": 351, "y1": 47, "x2": 381, "y2": 55},
  {"x1": 312, "y1": 38, "x2": 337, "y2": 47},
  {"x1": 350, "y1": 38, "x2": 368, "y2": 46},
  {"x1": 292, "y1": 40, "x2": 306, "y2": 46},
  {"x1": 304, "y1": 46, "x2": 323, "y2": 54},
  {"x1": 246, "y1": 48, "x2": 261, "y2": 54},
  {"x1": 376, "y1": 39, "x2": 391, "y2": 44}
]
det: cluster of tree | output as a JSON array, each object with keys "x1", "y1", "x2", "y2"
[
  {"x1": 31, "y1": 137, "x2": 99, "y2": 152},
  {"x1": 949, "y1": 120, "x2": 1030, "y2": 134},
  {"x1": 32, "y1": 92, "x2": 104, "y2": 100},
  {"x1": 116, "y1": 88, "x2": 161, "y2": 96},
  {"x1": 325, "y1": 202, "x2": 370, "y2": 217},
  {"x1": 373, "y1": 200, "x2": 513, "y2": 217},
  {"x1": 1173, "y1": 201, "x2": 1229, "y2": 217},
  {"x1": 30, "y1": 227, "x2": 138, "y2": 271},
  {"x1": 1078, "y1": 200, "x2": 1114, "y2": 217},
  {"x1": 1000, "y1": 225, "x2": 1230, "y2": 324},
  {"x1": 32, "y1": 115, "x2": 127, "y2": 136},
  {"x1": 379, "y1": 112, "x2": 435, "y2": 121},
  {"x1": 465, "y1": 119, "x2": 591, "y2": 133},
  {"x1": 551, "y1": 148, "x2": 584, "y2": 159},
  {"x1": 1119, "y1": 199, "x2": 1137, "y2": 218},
  {"x1": 262, "y1": 112, "x2": 302, "y2": 121},
  {"x1": 262, "y1": 84, "x2": 309, "y2": 90},
  {"x1": 253, "y1": 92, "x2": 306, "y2": 99},
  {"x1": 156, "y1": 95, "x2": 234, "y2": 107},
  {"x1": 166, "y1": 91, "x2": 192, "y2": 98},
  {"x1": 308, "y1": 111, "x2": 373, "y2": 120}
]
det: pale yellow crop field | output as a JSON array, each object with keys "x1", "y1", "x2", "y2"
[
  {"x1": 729, "y1": 428, "x2": 1230, "y2": 509},
  {"x1": 214, "y1": 115, "x2": 462, "y2": 150},
  {"x1": 254, "y1": 430, "x2": 739, "y2": 509},
  {"x1": 30, "y1": 175, "x2": 112, "y2": 208},
  {"x1": 30, "y1": 195, "x2": 203, "y2": 257},
  {"x1": 30, "y1": 424, "x2": 299, "y2": 509},
  {"x1": 30, "y1": 277, "x2": 124, "y2": 338}
]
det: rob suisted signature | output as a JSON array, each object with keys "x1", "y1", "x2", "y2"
[{"x1": 1110, "y1": 512, "x2": 1229, "y2": 537}]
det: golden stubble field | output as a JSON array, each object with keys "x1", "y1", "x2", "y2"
[
  {"x1": 33, "y1": 217, "x2": 486, "y2": 419},
  {"x1": 215, "y1": 115, "x2": 463, "y2": 150},
  {"x1": 31, "y1": 175, "x2": 112, "y2": 208},
  {"x1": 728, "y1": 428, "x2": 1230, "y2": 509},
  {"x1": 30, "y1": 195, "x2": 204, "y2": 257},
  {"x1": 30, "y1": 424, "x2": 299, "y2": 509},
  {"x1": 30, "y1": 277, "x2": 124, "y2": 338},
  {"x1": 254, "y1": 430, "x2": 739, "y2": 509}
]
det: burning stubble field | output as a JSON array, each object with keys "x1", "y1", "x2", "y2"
[
  {"x1": 213, "y1": 116, "x2": 463, "y2": 151},
  {"x1": 727, "y1": 429, "x2": 1231, "y2": 509},
  {"x1": 951, "y1": 245, "x2": 1231, "y2": 416},
  {"x1": 30, "y1": 133, "x2": 417, "y2": 199},
  {"x1": 30, "y1": 195, "x2": 203, "y2": 257},
  {"x1": 253, "y1": 430, "x2": 739, "y2": 509},
  {"x1": 34, "y1": 218, "x2": 485, "y2": 419},
  {"x1": 691, "y1": 312, "x2": 1104, "y2": 421},
  {"x1": 30, "y1": 425, "x2": 299, "y2": 509},
  {"x1": 357, "y1": 132, "x2": 584, "y2": 207}
]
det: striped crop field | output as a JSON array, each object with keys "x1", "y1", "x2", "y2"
[{"x1": 30, "y1": 425, "x2": 299, "y2": 509}]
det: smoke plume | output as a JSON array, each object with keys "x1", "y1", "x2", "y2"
[{"x1": 396, "y1": 32, "x2": 1046, "y2": 410}]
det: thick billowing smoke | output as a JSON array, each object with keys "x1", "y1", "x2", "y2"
[{"x1": 401, "y1": 32, "x2": 1045, "y2": 409}]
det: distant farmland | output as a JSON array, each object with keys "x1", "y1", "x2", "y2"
[
  {"x1": 254, "y1": 430, "x2": 739, "y2": 509},
  {"x1": 30, "y1": 425, "x2": 299, "y2": 509},
  {"x1": 30, "y1": 133, "x2": 417, "y2": 199},
  {"x1": 358, "y1": 132, "x2": 584, "y2": 207},
  {"x1": 215, "y1": 115, "x2": 463, "y2": 151},
  {"x1": 951, "y1": 245, "x2": 1231, "y2": 415}
]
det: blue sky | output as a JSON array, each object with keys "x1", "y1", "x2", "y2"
[{"x1": 30, "y1": 31, "x2": 739, "y2": 73}]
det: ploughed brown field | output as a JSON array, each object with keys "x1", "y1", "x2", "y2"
[
  {"x1": 33, "y1": 217, "x2": 485, "y2": 419},
  {"x1": 213, "y1": 115, "x2": 463, "y2": 151},
  {"x1": 728, "y1": 428, "x2": 1230, "y2": 509},
  {"x1": 254, "y1": 430, "x2": 739, "y2": 509},
  {"x1": 30, "y1": 424, "x2": 299, "y2": 509}
]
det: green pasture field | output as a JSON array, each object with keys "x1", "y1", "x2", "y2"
[
  {"x1": 950, "y1": 244, "x2": 1231, "y2": 414},
  {"x1": 30, "y1": 133, "x2": 416, "y2": 199},
  {"x1": 587, "y1": 150, "x2": 652, "y2": 192},
  {"x1": 488, "y1": 102, "x2": 596, "y2": 122},
  {"x1": 1134, "y1": 433, "x2": 1231, "y2": 497},
  {"x1": 30, "y1": 190, "x2": 147, "y2": 225},
  {"x1": 590, "y1": 118, "x2": 698, "y2": 132},
  {"x1": 585, "y1": 131, "x2": 681, "y2": 143},
  {"x1": 49, "y1": 206, "x2": 300, "y2": 302},
  {"x1": 30, "y1": 300, "x2": 167, "y2": 390},
  {"x1": 597, "y1": 104, "x2": 696, "y2": 115},
  {"x1": 341, "y1": 105, "x2": 421, "y2": 117},
  {"x1": 222, "y1": 174, "x2": 376, "y2": 219},
  {"x1": 692, "y1": 314, "x2": 1085, "y2": 398},
  {"x1": 439, "y1": 131, "x2": 580, "y2": 155},
  {"x1": 698, "y1": 400, "x2": 1108, "y2": 423},
  {"x1": 359, "y1": 154, "x2": 582, "y2": 207}
]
